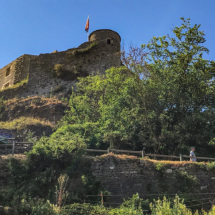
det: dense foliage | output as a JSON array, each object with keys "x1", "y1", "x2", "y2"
[
  {"x1": 0, "y1": 96, "x2": 5, "y2": 120},
  {"x1": 4, "y1": 193, "x2": 215, "y2": 215},
  {"x1": 57, "y1": 17, "x2": 215, "y2": 156},
  {"x1": 0, "y1": 132, "x2": 104, "y2": 208}
]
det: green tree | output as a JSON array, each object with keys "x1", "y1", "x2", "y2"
[
  {"x1": 141, "y1": 17, "x2": 215, "y2": 155},
  {"x1": 58, "y1": 17, "x2": 215, "y2": 155}
]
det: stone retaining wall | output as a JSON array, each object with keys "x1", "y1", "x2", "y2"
[
  {"x1": 91, "y1": 155, "x2": 215, "y2": 199},
  {"x1": 1, "y1": 154, "x2": 215, "y2": 209}
]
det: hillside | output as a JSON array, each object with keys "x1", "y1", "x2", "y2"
[{"x1": 0, "y1": 96, "x2": 69, "y2": 140}]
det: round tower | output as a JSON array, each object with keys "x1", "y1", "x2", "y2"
[
  {"x1": 88, "y1": 29, "x2": 121, "y2": 74},
  {"x1": 89, "y1": 29, "x2": 121, "y2": 43}
]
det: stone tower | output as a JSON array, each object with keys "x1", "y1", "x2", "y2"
[{"x1": 88, "y1": 29, "x2": 121, "y2": 73}]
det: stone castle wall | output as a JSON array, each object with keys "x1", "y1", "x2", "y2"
[
  {"x1": 26, "y1": 39, "x2": 120, "y2": 98},
  {"x1": 0, "y1": 55, "x2": 36, "y2": 91},
  {"x1": 0, "y1": 59, "x2": 17, "y2": 90},
  {"x1": 0, "y1": 29, "x2": 121, "y2": 100},
  {"x1": 13, "y1": 55, "x2": 36, "y2": 84}
]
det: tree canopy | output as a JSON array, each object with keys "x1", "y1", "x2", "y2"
[{"x1": 56, "y1": 18, "x2": 215, "y2": 156}]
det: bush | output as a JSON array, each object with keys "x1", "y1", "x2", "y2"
[
  {"x1": 149, "y1": 195, "x2": 215, "y2": 215},
  {"x1": 150, "y1": 196, "x2": 192, "y2": 215},
  {"x1": 0, "y1": 132, "x2": 87, "y2": 206},
  {"x1": 120, "y1": 193, "x2": 149, "y2": 211},
  {"x1": 0, "y1": 97, "x2": 5, "y2": 119},
  {"x1": 73, "y1": 41, "x2": 97, "y2": 56},
  {"x1": 206, "y1": 161, "x2": 215, "y2": 171},
  {"x1": 4, "y1": 198, "x2": 57, "y2": 215},
  {"x1": 53, "y1": 85, "x2": 66, "y2": 94},
  {"x1": 54, "y1": 64, "x2": 67, "y2": 78}
]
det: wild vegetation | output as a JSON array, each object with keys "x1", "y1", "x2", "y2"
[
  {"x1": 53, "y1": 18, "x2": 215, "y2": 157},
  {"x1": 1, "y1": 17, "x2": 215, "y2": 214},
  {"x1": 0, "y1": 75, "x2": 29, "y2": 92},
  {"x1": 0, "y1": 97, "x2": 5, "y2": 120},
  {"x1": 73, "y1": 41, "x2": 98, "y2": 56},
  {"x1": 0, "y1": 117, "x2": 53, "y2": 130}
]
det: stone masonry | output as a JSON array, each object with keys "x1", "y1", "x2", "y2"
[
  {"x1": 1, "y1": 154, "x2": 215, "y2": 208},
  {"x1": 91, "y1": 155, "x2": 215, "y2": 201},
  {"x1": 0, "y1": 29, "x2": 121, "y2": 100}
]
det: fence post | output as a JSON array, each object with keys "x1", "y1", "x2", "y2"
[
  {"x1": 100, "y1": 191, "x2": 103, "y2": 206},
  {"x1": 107, "y1": 148, "x2": 110, "y2": 154},
  {"x1": 141, "y1": 150, "x2": 144, "y2": 159},
  {"x1": 211, "y1": 196, "x2": 215, "y2": 210},
  {"x1": 12, "y1": 141, "x2": 15, "y2": 155},
  {"x1": 180, "y1": 154, "x2": 183, "y2": 162}
]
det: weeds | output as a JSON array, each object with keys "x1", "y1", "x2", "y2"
[
  {"x1": 0, "y1": 97, "x2": 5, "y2": 119},
  {"x1": 0, "y1": 75, "x2": 28, "y2": 92},
  {"x1": 0, "y1": 117, "x2": 54, "y2": 130},
  {"x1": 73, "y1": 41, "x2": 97, "y2": 56}
]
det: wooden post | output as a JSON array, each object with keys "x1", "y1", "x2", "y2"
[
  {"x1": 100, "y1": 191, "x2": 103, "y2": 206},
  {"x1": 107, "y1": 148, "x2": 110, "y2": 154},
  {"x1": 12, "y1": 141, "x2": 15, "y2": 155},
  {"x1": 211, "y1": 197, "x2": 215, "y2": 210},
  {"x1": 141, "y1": 150, "x2": 144, "y2": 159},
  {"x1": 180, "y1": 154, "x2": 183, "y2": 162}
]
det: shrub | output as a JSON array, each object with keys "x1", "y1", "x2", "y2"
[
  {"x1": 0, "y1": 117, "x2": 53, "y2": 130},
  {"x1": 150, "y1": 195, "x2": 192, "y2": 215},
  {"x1": 53, "y1": 85, "x2": 66, "y2": 94},
  {"x1": 0, "y1": 97, "x2": 5, "y2": 119},
  {"x1": 175, "y1": 171, "x2": 198, "y2": 192},
  {"x1": 54, "y1": 64, "x2": 66, "y2": 77},
  {"x1": 155, "y1": 162, "x2": 165, "y2": 171},
  {"x1": 206, "y1": 161, "x2": 215, "y2": 171},
  {"x1": 73, "y1": 41, "x2": 97, "y2": 56},
  {"x1": 53, "y1": 64, "x2": 87, "y2": 80},
  {"x1": 149, "y1": 195, "x2": 215, "y2": 215}
]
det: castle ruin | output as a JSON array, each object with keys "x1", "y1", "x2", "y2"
[{"x1": 0, "y1": 29, "x2": 121, "y2": 99}]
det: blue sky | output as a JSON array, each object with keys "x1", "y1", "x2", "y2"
[{"x1": 0, "y1": 0, "x2": 214, "y2": 68}]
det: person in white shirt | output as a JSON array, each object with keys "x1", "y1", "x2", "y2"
[{"x1": 190, "y1": 147, "x2": 197, "y2": 162}]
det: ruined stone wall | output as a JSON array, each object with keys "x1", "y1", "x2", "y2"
[
  {"x1": 0, "y1": 29, "x2": 121, "y2": 100},
  {"x1": 0, "y1": 55, "x2": 36, "y2": 93},
  {"x1": 13, "y1": 54, "x2": 36, "y2": 84},
  {"x1": 0, "y1": 60, "x2": 17, "y2": 90},
  {"x1": 26, "y1": 39, "x2": 120, "y2": 98},
  {"x1": 0, "y1": 39, "x2": 120, "y2": 100},
  {"x1": 91, "y1": 155, "x2": 215, "y2": 200}
]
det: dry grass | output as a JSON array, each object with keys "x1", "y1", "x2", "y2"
[
  {"x1": 101, "y1": 152, "x2": 139, "y2": 160},
  {"x1": 100, "y1": 153, "x2": 208, "y2": 167},
  {"x1": 143, "y1": 157, "x2": 203, "y2": 167},
  {"x1": 0, "y1": 117, "x2": 54, "y2": 130},
  {"x1": 6, "y1": 96, "x2": 66, "y2": 106},
  {"x1": 0, "y1": 76, "x2": 28, "y2": 92},
  {"x1": 1, "y1": 154, "x2": 27, "y2": 161}
]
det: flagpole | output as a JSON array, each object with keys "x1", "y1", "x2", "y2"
[{"x1": 87, "y1": 15, "x2": 89, "y2": 41}]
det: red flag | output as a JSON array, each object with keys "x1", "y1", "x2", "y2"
[{"x1": 85, "y1": 16, "x2": 89, "y2": 32}]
